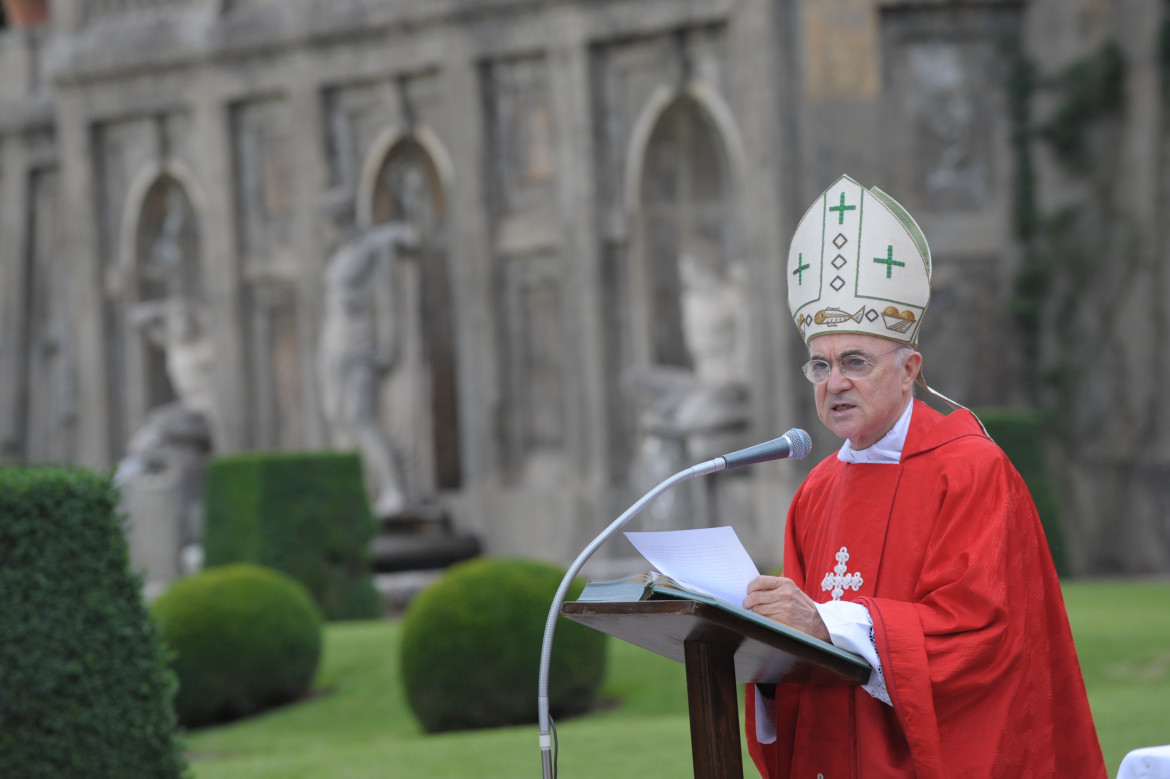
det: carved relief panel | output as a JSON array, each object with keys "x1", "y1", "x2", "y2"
[
  {"x1": 323, "y1": 81, "x2": 395, "y2": 194},
  {"x1": 246, "y1": 281, "x2": 303, "y2": 449},
  {"x1": 881, "y1": 5, "x2": 1020, "y2": 215},
  {"x1": 484, "y1": 56, "x2": 558, "y2": 221},
  {"x1": 483, "y1": 55, "x2": 566, "y2": 471},
  {"x1": 231, "y1": 97, "x2": 296, "y2": 276},
  {"x1": 502, "y1": 255, "x2": 565, "y2": 455},
  {"x1": 231, "y1": 97, "x2": 303, "y2": 449},
  {"x1": 881, "y1": 5, "x2": 1023, "y2": 407}
]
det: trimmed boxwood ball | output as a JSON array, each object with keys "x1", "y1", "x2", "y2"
[
  {"x1": 400, "y1": 557, "x2": 607, "y2": 733},
  {"x1": 152, "y1": 563, "x2": 324, "y2": 728}
]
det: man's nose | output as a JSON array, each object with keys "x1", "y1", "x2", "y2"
[{"x1": 826, "y1": 363, "x2": 852, "y2": 393}]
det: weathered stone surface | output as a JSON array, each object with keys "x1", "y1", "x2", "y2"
[{"x1": 1, "y1": 0, "x2": 1167, "y2": 580}]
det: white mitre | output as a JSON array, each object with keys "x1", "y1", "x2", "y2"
[{"x1": 788, "y1": 174, "x2": 931, "y2": 346}]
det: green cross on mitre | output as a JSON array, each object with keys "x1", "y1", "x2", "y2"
[
  {"x1": 868, "y1": 185, "x2": 931, "y2": 275},
  {"x1": 792, "y1": 252, "x2": 810, "y2": 285},
  {"x1": 829, "y1": 191, "x2": 856, "y2": 224},
  {"x1": 874, "y1": 245, "x2": 905, "y2": 278}
]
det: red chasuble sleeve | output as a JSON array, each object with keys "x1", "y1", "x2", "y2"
[{"x1": 746, "y1": 402, "x2": 1106, "y2": 778}]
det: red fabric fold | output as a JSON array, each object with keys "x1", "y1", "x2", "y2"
[{"x1": 745, "y1": 400, "x2": 1106, "y2": 778}]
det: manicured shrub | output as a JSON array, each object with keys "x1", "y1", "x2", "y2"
[
  {"x1": 152, "y1": 563, "x2": 324, "y2": 728},
  {"x1": 0, "y1": 467, "x2": 188, "y2": 778},
  {"x1": 400, "y1": 557, "x2": 607, "y2": 733},
  {"x1": 978, "y1": 407, "x2": 1071, "y2": 576},
  {"x1": 202, "y1": 452, "x2": 381, "y2": 620}
]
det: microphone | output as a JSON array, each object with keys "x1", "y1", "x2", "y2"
[
  {"x1": 718, "y1": 428, "x2": 811, "y2": 469},
  {"x1": 537, "y1": 428, "x2": 811, "y2": 778}
]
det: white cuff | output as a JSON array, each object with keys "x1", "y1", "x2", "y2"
[
  {"x1": 753, "y1": 686, "x2": 777, "y2": 744},
  {"x1": 815, "y1": 599, "x2": 891, "y2": 706}
]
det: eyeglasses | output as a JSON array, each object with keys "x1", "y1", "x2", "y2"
[{"x1": 801, "y1": 346, "x2": 905, "y2": 384}]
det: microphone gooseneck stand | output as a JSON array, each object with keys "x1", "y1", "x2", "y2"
[{"x1": 536, "y1": 429, "x2": 810, "y2": 778}]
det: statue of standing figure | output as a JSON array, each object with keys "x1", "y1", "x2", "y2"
[
  {"x1": 318, "y1": 219, "x2": 418, "y2": 518},
  {"x1": 626, "y1": 246, "x2": 751, "y2": 528},
  {"x1": 117, "y1": 296, "x2": 217, "y2": 590},
  {"x1": 627, "y1": 248, "x2": 751, "y2": 452},
  {"x1": 129, "y1": 298, "x2": 217, "y2": 424}
]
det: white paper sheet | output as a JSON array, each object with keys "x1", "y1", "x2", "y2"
[{"x1": 623, "y1": 526, "x2": 761, "y2": 607}]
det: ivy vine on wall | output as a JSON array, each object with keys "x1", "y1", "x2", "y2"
[{"x1": 1008, "y1": 40, "x2": 1133, "y2": 440}]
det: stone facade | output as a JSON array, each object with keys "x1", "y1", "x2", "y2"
[{"x1": 1, "y1": 0, "x2": 1167, "y2": 577}]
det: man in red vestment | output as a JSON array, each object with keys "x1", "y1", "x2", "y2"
[{"x1": 742, "y1": 175, "x2": 1107, "y2": 778}]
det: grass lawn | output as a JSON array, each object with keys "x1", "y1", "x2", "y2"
[{"x1": 186, "y1": 579, "x2": 1170, "y2": 778}]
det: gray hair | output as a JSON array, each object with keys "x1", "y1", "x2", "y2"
[{"x1": 894, "y1": 345, "x2": 918, "y2": 369}]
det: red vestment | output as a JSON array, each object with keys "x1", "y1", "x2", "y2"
[{"x1": 746, "y1": 400, "x2": 1106, "y2": 778}]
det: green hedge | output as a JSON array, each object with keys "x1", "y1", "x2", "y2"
[
  {"x1": 978, "y1": 408, "x2": 1071, "y2": 576},
  {"x1": 152, "y1": 564, "x2": 323, "y2": 728},
  {"x1": 202, "y1": 452, "x2": 380, "y2": 620},
  {"x1": 400, "y1": 558, "x2": 607, "y2": 733},
  {"x1": 0, "y1": 467, "x2": 187, "y2": 778}
]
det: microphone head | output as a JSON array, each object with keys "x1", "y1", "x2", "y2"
[{"x1": 784, "y1": 428, "x2": 812, "y2": 460}]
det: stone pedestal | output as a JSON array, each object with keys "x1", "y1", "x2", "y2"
[
  {"x1": 370, "y1": 503, "x2": 480, "y2": 613},
  {"x1": 116, "y1": 405, "x2": 210, "y2": 598}
]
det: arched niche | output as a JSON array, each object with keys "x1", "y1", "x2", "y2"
[
  {"x1": 118, "y1": 168, "x2": 206, "y2": 431},
  {"x1": 628, "y1": 92, "x2": 742, "y2": 373},
  {"x1": 615, "y1": 88, "x2": 751, "y2": 515},
  {"x1": 363, "y1": 133, "x2": 462, "y2": 496},
  {"x1": 135, "y1": 174, "x2": 202, "y2": 302}
]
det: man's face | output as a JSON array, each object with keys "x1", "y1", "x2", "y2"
[{"x1": 807, "y1": 333, "x2": 920, "y2": 450}]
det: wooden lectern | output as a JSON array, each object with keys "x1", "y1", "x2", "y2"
[{"x1": 561, "y1": 599, "x2": 869, "y2": 779}]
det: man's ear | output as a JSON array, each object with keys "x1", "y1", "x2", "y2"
[{"x1": 903, "y1": 349, "x2": 923, "y2": 389}]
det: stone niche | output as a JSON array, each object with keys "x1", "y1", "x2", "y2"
[
  {"x1": 117, "y1": 169, "x2": 212, "y2": 597},
  {"x1": 323, "y1": 70, "x2": 462, "y2": 506},
  {"x1": 369, "y1": 137, "x2": 462, "y2": 501},
  {"x1": 589, "y1": 25, "x2": 752, "y2": 533}
]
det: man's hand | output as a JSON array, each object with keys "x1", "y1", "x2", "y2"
[{"x1": 743, "y1": 575, "x2": 832, "y2": 642}]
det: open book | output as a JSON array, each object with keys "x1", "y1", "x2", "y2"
[
  {"x1": 573, "y1": 528, "x2": 869, "y2": 672},
  {"x1": 576, "y1": 569, "x2": 860, "y2": 664},
  {"x1": 578, "y1": 569, "x2": 726, "y2": 605}
]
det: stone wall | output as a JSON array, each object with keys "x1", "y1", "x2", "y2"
[{"x1": 1, "y1": 0, "x2": 1167, "y2": 576}]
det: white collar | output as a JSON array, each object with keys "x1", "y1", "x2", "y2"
[{"x1": 837, "y1": 398, "x2": 914, "y2": 464}]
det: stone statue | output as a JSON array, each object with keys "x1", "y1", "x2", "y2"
[
  {"x1": 129, "y1": 297, "x2": 216, "y2": 422},
  {"x1": 318, "y1": 220, "x2": 418, "y2": 518},
  {"x1": 117, "y1": 296, "x2": 217, "y2": 594},
  {"x1": 628, "y1": 250, "x2": 750, "y2": 450},
  {"x1": 626, "y1": 248, "x2": 751, "y2": 528},
  {"x1": 671, "y1": 247, "x2": 751, "y2": 446},
  {"x1": 119, "y1": 296, "x2": 216, "y2": 480}
]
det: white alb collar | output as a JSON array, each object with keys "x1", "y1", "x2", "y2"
[{"x1": 837, "y1": 398, "x2": 914, "y2": 464}]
